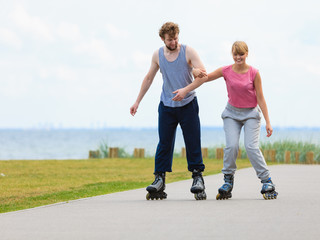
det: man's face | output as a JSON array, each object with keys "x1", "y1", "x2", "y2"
[{"x1": 162, "y1": 33, "x2": 179, "y2": 51}]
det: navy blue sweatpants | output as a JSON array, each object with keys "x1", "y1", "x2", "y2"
[{"x1": 154, "y1": 97, "x2": 205, "y2": 173}]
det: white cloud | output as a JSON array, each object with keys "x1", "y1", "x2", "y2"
[
  {"x1": 106, "y1": 23, "x2": 129, "y2": 38},
  {"x1": 56, "y1": 66, "x2": 78, "y2": 82},
  {"x1": 74, "y1": 38, "x2": 114, "y2": 64},
  {"x1": 57, "y1": 22, "x2": 82, "y2": 42},
  {"x1": 0, "y1": 27, "x2": 22, "y2": 49},
  {"x1": 38, "y1": 68, "x2": 50, "y2": 79},
  {"x1": 10, "y1": 4, "x2": 54, "y2": 42},
  {"x1": 132, "y1": 51, "x2": 151, "y2": 69},
  {"x1": 306, "y1": 64, "x2": 320, "y2": 76},
  {"x1": 275, "y1": 40, "x2": 320, "y2": 77},
  {"x1": 0, "y1": 73, "x2": 33, "y2": 97}
]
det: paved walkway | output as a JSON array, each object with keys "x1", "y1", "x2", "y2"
[{"x1": 1, "y1": 165, "x2": 320, "y2": 240}]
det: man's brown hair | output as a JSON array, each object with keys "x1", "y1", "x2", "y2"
[{"x1": 159, "y1": 22, "x2": 180, "y2": 39}]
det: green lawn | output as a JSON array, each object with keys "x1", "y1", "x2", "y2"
[{"x1": 0, "y1": 158, "x2": 259, "y2": 213}]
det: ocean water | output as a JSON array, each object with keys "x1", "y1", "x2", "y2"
[{"x1": 0, "y1": 127, "x2": 319, "y2": 160}]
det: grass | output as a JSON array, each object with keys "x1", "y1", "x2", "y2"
[
  {"x1": 1, "y1": 139, "x2": 317, "y2": 214},
  {"x1": 0, "y1": 157, "x2": 255, "y2": 213},
  {"x1": 204, "y1": 140, "x2": 320, "y2": 163},
  {"x1": 260, "y1": 140, "x2": 320, "y2": 163}
]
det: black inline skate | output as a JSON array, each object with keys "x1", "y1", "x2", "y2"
[
  {"x1": 261, "y1": 177, "x2": 278, "y2": 200},
  {"x1": 146, "y1": 172, "x2": 167, "y2": 200},
  {"x1": 190, "y1": 169, "x2": 207, "y2": 200},
  {"x1": 216, "y1": 174, "x2": 234, "y2": 200}
]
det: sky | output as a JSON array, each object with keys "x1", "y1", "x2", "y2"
[{"x1": 0, "y1": 0, "x2": 319, "y2": 129}]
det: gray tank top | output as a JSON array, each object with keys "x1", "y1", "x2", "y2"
[{"x1": 159, "y1": 44, "x2": 196, "y2": 107}]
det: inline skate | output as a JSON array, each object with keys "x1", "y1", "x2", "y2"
[
  {"x1": 216, "y1": 174, "x2": 234, "y2": 200},
  {"x1": 146, "y1": 172, "x2": 167, "y2": 200},
  {"x1": 190, "y1": 169, "x2": 207, "y2": 200},
  {"x1": 261, "y1": 177, "x2": 278, "y2": 200}
]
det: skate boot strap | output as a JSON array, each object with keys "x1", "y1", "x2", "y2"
[
  {"x1": 192, "y1": 169, "x2": 203, "y2": 178},
  {"x1": 261, "y1": 182, "x2": 276, "y2": 194},
  {"x1": 221, "y1": 182, "x2": 233, "y2": 191},
  {"x1": 224, "y1": 174, "x2": 234, "y2": 181},
  {"x1": 261, "y1": 177, "x2": 273, "y2": 184}
]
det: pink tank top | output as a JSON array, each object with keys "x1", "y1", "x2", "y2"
[{"x1": 222, "y1": 65, "x2": 258, "y2": 108}]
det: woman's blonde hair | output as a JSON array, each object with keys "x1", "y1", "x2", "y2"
[{"x1": 232, "y1": 41, "x2": 248, "y2": 55}]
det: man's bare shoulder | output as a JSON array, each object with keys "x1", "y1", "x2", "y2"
[
  {"x1": 185, "y1": 45, "x2": 198, "y2": 58},
  {"x1": 185, "y1": 45, "x2": 205, "y2": 69},
  {"x1": 152, "y1": 49, "x2": 160, "y2": 65}
]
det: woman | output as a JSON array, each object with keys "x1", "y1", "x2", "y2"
[{"x1": 173, "y1": 41, "x2": 278, "y2": 200}]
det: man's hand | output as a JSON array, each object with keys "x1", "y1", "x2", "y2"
[
  {"x1": 130, "y1": 102, "x2": 139, "y2": 116},
  {"x1": 172, "y1": 68, "x2": 207, "y2": 102},
  {"x1": 172, "y1": 88, "x2": 188, "y2": 101}
]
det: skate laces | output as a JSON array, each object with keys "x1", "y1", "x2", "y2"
[
  {"x1": 193, "y1": 175, "x2": 203, "y2": 186},
  {"x1": 152, "y1": 174, "x2": 163, "y2": 185}
]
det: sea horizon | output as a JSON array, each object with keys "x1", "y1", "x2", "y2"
[
  {"x1": 0, "y1": 127, "x2": 319, "y2": 160},
  {"x1": 1, "y1": 126, "x2": 319, "y2": 130}
]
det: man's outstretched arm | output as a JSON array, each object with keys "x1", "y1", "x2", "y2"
[{"x1": 130, "y1": 51, "x2": 159, "y2": 116}]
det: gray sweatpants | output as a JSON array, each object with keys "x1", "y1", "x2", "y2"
[{"x1": 221, "y1": 103, "x2": 270, "y2": 181}]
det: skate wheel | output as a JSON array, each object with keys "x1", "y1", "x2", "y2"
[
  {"x1": 216, "y1": 192, "x2": 231, "y2": 200},
  {"x1": 159, "y1": 192, "x2": 167, "y2": 200},
  {"x1": 263, "y1": 192, "x2": 278, "y2": 200},
  {"x1": 216, "y1": 193, "x2": 221, "y2": 200},
  {"x1": 194, "y1": 192, "x2": 207, "y2": 200},
  {"x1": 146, "y1": 193, "x2": 151, "y2": 200}
]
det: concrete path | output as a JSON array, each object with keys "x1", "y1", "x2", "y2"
[{"x1": 1, "y1": 165, "x2": 320, "y2": 240}]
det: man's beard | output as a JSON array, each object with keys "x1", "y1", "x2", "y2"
[{"x1": 165, "y1": 43, "x2": 178, "y2": 51}]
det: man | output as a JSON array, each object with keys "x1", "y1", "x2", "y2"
[{"x1": 130, "y1": 22, "x2": 208, "y2": 200}]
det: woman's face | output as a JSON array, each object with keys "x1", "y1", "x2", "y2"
[{"x1": 232, "y1": 51, "x2": 248, "y2": 65}]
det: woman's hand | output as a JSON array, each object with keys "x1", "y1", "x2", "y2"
[
  {"x1": 172, "y1": 88, "x2": 188, "y2": 101},
  {"x1": 266, "y1": 123, "x2": 273, "y2": 137},
  {"x1": 192, "y1": 68, "x2": 207, "y2": 79}
]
